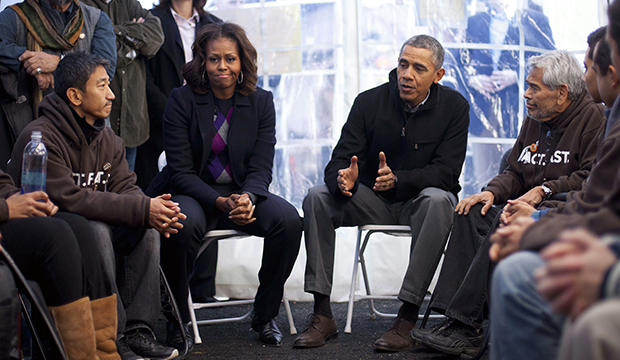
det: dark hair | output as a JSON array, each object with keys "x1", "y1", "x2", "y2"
[
  {"x1": 54, "y1": 52, "x2": 110, "y2": 103},
  {"x1": 594, "y1": 37, "x2": 612, "y2": 76},
  {"x1": 181, "y1": 22, "x2": 257, "y2": 96},
  {"x1": 586, "y1": 26, "x2": 606, "y2": 60},
  {"x1": 153, "y1": 0, "x2": 207, "y2": 15},
  {"x1": 400, "y1": 34, "x2": 444, "y2": 70}
]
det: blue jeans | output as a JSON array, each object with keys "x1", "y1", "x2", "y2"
[
  {"x1": 490, "y1": 251, "x2": 565, "y2": 360},
  {"x1": 125, "y1": 147, "x2": 137, "y2": 172},
  {"x1": 89, "y1": 221, "x2": 161, "y2": 335}
]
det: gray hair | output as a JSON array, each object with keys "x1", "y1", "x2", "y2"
[
  {"x1": 400, "y1": 34, "x2": 444, "y2": 70},
  {"x1": 527, "y1": 50, "x2": 585, "y2": 100}
]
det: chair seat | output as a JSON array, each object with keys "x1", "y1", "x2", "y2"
[
  {"x1": 358, "y1": 225, "x2": 411, "y2": 231},
  {"x1": 188, "y1": 230, "x2": 297, "y2": 345}
]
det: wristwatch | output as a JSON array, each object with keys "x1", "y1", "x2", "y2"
[{"x1": 541, "y1": 184, "x2": 553, "y2": 200}]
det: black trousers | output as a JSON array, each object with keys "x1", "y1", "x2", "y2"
[
  {"x1": 0, "y1": 258, "x2": 19, "y2": 356},
  {"x1": 428, "y1": 203, "x2": 501, "y2": 329},
  {"x1": 0, "y1": 212, "x2": 111, "y2": 306},
  {"x1": 161, "y1": 193, "x2": 302, "y2": 323}
]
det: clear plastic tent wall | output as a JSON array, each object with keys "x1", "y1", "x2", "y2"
[
  {"x1": 206, "y1": 0, "x2": 605, "y2": 206},
  {"x1": 126, "y1": 0, "x2": 605, "y2": 301}
]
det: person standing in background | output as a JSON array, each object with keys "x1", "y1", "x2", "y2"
[
  {"x1": 141, "y1": 0, "x2": 222, "y2": 305},
  {"x1": 81, "y1": 0, "x2": 164, "y2": 171},
  {"x1": 455, "y1": 0, "x2": 555, "y2": 195},
  {"x1": 0, "y1": 0, "x2": 116, "y2": 171},
  {"x1": 139, "y1": 0, "x2": 221, "y2": 189}
]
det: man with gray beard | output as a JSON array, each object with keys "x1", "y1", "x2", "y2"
[{"x1": 0, "y1": 0, "x2": 116, "y2": 170}]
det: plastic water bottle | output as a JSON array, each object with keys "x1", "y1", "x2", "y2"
[{"x1": 21, "y1": 131, "x2": 47, "y2": 194}]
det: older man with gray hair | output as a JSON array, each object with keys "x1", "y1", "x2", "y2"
[
  {"x1": 294, "y1": 34, "x2": 470, "y2": 351},
  {"x1": 488, "y1": 15, "x2": 620, "y2": 360},
  {"x1": 411, "y1": 49, "x2": 605, "y2": 358}
]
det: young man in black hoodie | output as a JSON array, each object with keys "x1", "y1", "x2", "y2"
[
  {"x1": 295, "y1": 34, "x2": 470, "y2": 352},
  {"x1": 8, "y1": 52, "x2": 185, "y2": 360}
]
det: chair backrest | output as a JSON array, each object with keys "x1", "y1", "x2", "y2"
[
  {"x1": 0, "y1": 258, "x2": 19, "y2": 357},
  {"x1": 158, "y1": 151, "x2": 167, "y2": 172},
  {"x1": 0, "y1": 247, "x2": 67, "y2": 360},
  {"x1": 198, "y1": 230, "x2": 251, "y2": 259}
]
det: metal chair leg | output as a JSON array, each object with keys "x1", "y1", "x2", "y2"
[
  {"x1": 345, "y1": 229, "x2": 364, "y2": 334},
  {"x1": 187, "y1": 292, "x2": 202, "y2": 344},
  {"x1": 282, "y1": 290, "x2": 297, "y2": 335},
  {"x1": 345, "y1": 225, "x2": 445, "y2": 333},
  {"x1": 188, "y1": 230, "x2": 297, "y2": 336}
]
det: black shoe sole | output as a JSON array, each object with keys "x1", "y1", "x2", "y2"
[
  {"x1": 259, "y1": 339, "x2": 284, "y2": 347},
  {"x1": 422, "y1": 340, "x2": 481, "y2": 357},
  {"x1": 293, "y1": 331, "x2": 338, "y2": 348},
  {"x1": 373, "y1": 343, "x2": 413, "y2": 352}
]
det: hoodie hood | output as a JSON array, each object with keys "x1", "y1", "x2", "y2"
[
  {"x1": 38, "y1": 93, "x2": 91, "y2": 149},
  {"x1": 542, "y1": 89, "x2": 592, "y2": 137}
]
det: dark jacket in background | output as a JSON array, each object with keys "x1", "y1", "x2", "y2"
[
  {"x1": 81, "y1": 0, "x2": 164, "y2": 148},
  {"x1": 324, "y1": 68, "x2": 470, "y2": 204},
  {"x1": 0, "y1": 2, "x2": 116, "y2": 169},
  {"x1": 136, "y1": 7, "x2": 221, "y2": 190},
  {"x1": 454, "y1": 8, "x2": 555, "y2": 137},
  {"x1": 0, "y1": 63, "x2": 32, "y2": 172}
]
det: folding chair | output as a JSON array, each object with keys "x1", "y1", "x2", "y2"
[
  {"x1": 0, "y1": 246, "x2": 67, "y2": 360},
  {"x1": 188, "y1": 229, "x2": 297, "y2": 344},
  {"x1": 344, "y1": 225, "x2": 445, "y2": 333}
]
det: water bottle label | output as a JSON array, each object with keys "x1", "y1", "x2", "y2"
[{"x1": 21, "y1": 171, "x2": 46, "y2": 193}]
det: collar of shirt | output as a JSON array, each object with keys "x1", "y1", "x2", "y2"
[
  {"x1": 171, "y1": 7, "x2": 200, "y2": 26},
  {"x1": 40, "y1": 0, "x2": 77, "y2": 30},
  {"x1": 403, "y1": 88, "x2": 431, "y2": 113},
  {"x1": 605, "y1": 92, "x2": 620, "y2": 137},
  {"x1": 70, "y1": 107, "x2": 105, "y2": 145},
  {"x1": 171, "y1": 7, "x2": 200, "y2": 64}
]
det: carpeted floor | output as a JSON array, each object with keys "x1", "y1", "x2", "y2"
[{"x1": 154, "y1": 299, "x2": 489, "y2": 360}]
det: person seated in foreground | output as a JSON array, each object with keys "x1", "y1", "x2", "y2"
[
  {"x1": 0, "y1": 169, "x2": 118, "y2": 359},
  {"x1": 147, "y1": 22, "x2": 302, "y2": 349},
  {"x1": 488, "y1": 7, "x2": 620, "y2": 359},
  {"x1": 411, "y1": 46, "x2": 605, "y2": 357},
  {"x1": 296, "y1": 34, "x2": 470, "y2": 352},
  {"x1": 8, "y1": 52, "x2": 184, "y2": 360},
  {"x1": 538, "y1": 228, "x2": 620, "y2": 360}
]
